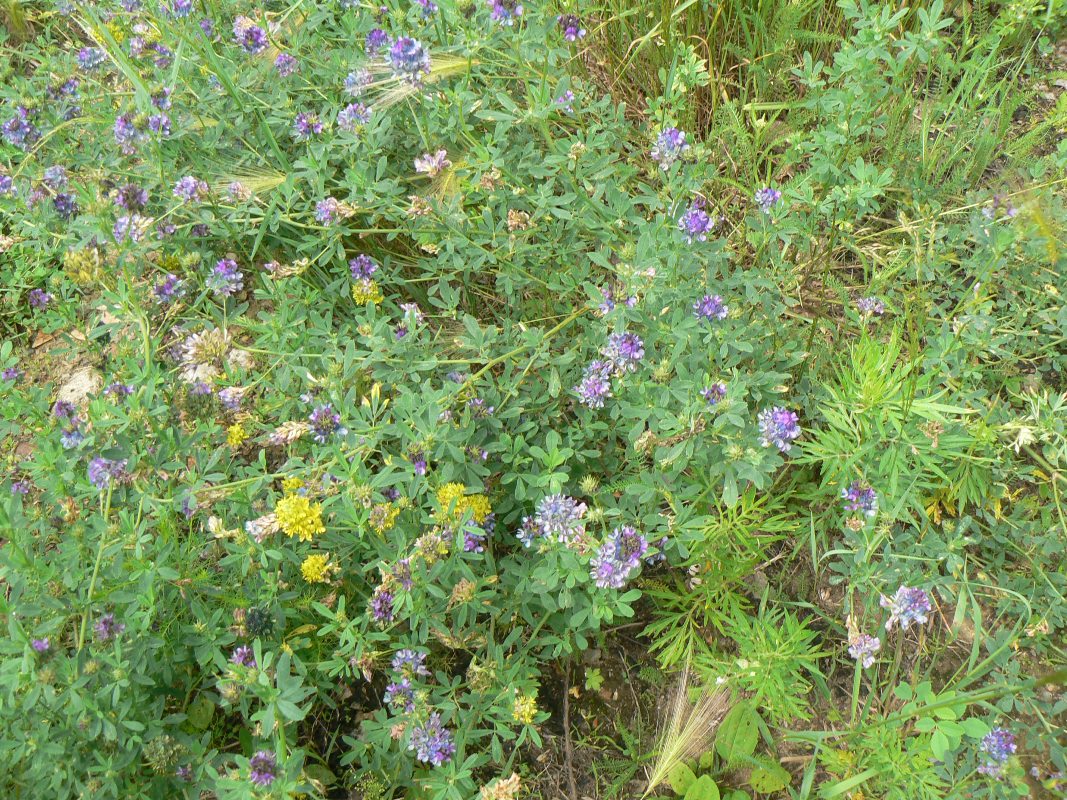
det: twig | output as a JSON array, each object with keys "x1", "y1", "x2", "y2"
[{"x1": 562, "y1": 661, "x2": 578, "y2": 800}]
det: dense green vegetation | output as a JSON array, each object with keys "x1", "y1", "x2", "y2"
[{"x1": 1, "y1": 0, "x2": 1065, "y2": 798}]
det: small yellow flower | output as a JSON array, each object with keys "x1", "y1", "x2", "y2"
[
  {"x1": 300, "y1": 553, "x2": 332, "y2": 584},
  {"x1": 281, "y1": 476, "x2": 305, "y2": 495},
  {"x1": 226, "y1": 423, "x2": 248, "y2": 447},
  {"x1": 275, "y1": 495, "x2": 325, "y2": 541},
  {"x1": 351, "y1": 278, "x2": 383, "y2": 305},
  {"x1": 512, "y1": 692, "x2": 538, "y2": 725},
  {"x1": 369, "y1": 502, "x2": 401, "y2": 534},
  {"x1": 435, "y1": 483, "x2": 491, "y2": 524}
]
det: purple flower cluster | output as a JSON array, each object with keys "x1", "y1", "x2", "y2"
[
  {"x1": 153, "y1": 273, "x2": 187, "y2": 303},
  {"x1": 573, "y1": 361, "x2": 612, "y2": 408},
  {"x1": 208, "y1": 258, "x2": 244, "y2": 297},
  {"x1": 388, "y1": 37, "x2": 431, "y2": 86},
  {"x1": 757, "y1": 407, "x2": 801, "y2": 452},
  {"x1": 315, "y1": 197, "x2": 345, "y2": 225},
  {"x1": 590, "y1": 525, "x2": 648, "y2": 589},
  {"x1": 338, "y1": 102, "x2": 372, "y2": 132},
  {"x1": 392, "y1": 649, "x2": 430, "y2": 676},
  {"x1": 488, "y1": 0, "x2": 523, "y2": 26},
  {"x1": 701, "y1": 383, "x2": 727, "y2": 405},
  {"x1": 173, "y1": 176, "x2": 208, "y2": 202},
  {"x1": 29, "y1": 289, "x2": 53, "y2": 310},
  {"x1": 94, "y1": 612, "x2": 126, "y2": 642},
  {"x1": 345, "y1": 69, "x2": 373, "y2": 97},
  {"x1": 754, "y1": 187, "x2": 782, "y2": 213},
  {"x1": 115, "y1": 182, "x2": 149, "y2": 210},
  {"x1": 555, "y1": 90, "x2": 575, "y2": 113},
  {"x1": 233, "y1": 16, "x2": 268, "y2": 54},
  {"x1": 880, "y1": 586, "x2": 932, "y2": 631},
  {"x1": 2, "y1": 106, "x2": 40, "y2": 150},
  {"x1": 370, "y1": 588, "x2": 395, "y2": 623},
  {"x1": 841, "y1": 480, "x2": 878, "y2": 517},
  {"x1": 366, "y1": 28, "x2": 392, "y2": 54},
  {"x1": 847, "y1": 632, "x2": 881, "y2": 668},
  {"x1": 557, "y1": 13, "x2": 586, "y2": 41},
  {"x1": 249, "y1": 750, "x2": 277, "y2": 786},
  {"x1": 308, "y1": 403, "x2": 347, "y2": 443},
  {"x1": 650, "y1": 127, "x2": 689, "y2": 170},
  {"x1": 856, "y1": 296, "x2": 885, "y2": 316},
  {"x1": 31, "y1": 637, "x2": 51, "y2": 653},
  {"x1": 88, "y1": 457, "x2": 128, "y2": 489},
  {"x1": 385, "y1": 676, "x2": 416, "y2": 712},
  {"x1": 693, "y1": 294, "x2": 728, "y2": 322},
  {"x1": 274, "y1": 53, "x2": 298, "y2": 76},
  {"x1": 114, "y1": 213, "x2": 152, "y2": 243},
  {"x1": 408, "y1": 712, "x2": 455, "y2": 766},
  {"x1": 602, "y1": 332, "x2": 645, "y2": 374},
  {"x1": 349, "y1": 254, "x2": 378, "y2": 280},
  {"x1": 77, "y1": 47, "x2": 107, "y2": 71},
  {"x1": 678, "y1": 197, "x2": 716, "y2": 243},
  {"x1": 231, "y1": 645, "x2": 256, "y2": 667},
  {"x1": 520, "y1": 494, "x2": 588, "y2": 547},
  {"x1": 291, "y1": 112, "x2": 324, "y2": 141},
  {"x1": 977, "y1": 728, "x2": 1016, "y2": 777}
]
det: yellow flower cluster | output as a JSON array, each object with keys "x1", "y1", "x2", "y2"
[
  {"x1": 300, "y1": 553, "x2": 332, "y2": 584},
  {"x1": 369, "y1": 502, "x2": 401, "y2": 534},
  {"x1": 281, "y1": 476, "x2": 305, "y2": 494},
  {"x1": 351, "y1": 278, "x2": 383, "y2": 305},
  {"x1": 275, "y1": 494, "x2": 325, "y2": 541},
  {"x1": 512, "y1": 692, "x2": 538, "y2": 725},
  {"x1": 435, "y1": 483, "x2": 491, "y2": 524},
  {"x1": 226, "y1": 423, "x2": 248, "y2": 447}
]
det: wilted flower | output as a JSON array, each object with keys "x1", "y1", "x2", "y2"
[
  {"x1": 880, "y1": 586, "x2": 932, "y2": 631},
  {"x1": 757, "y1": 406, "x2": 801, "y2": 452},
  {"x1": 650, "y1": 127, "x2": 689, "y2": 170},
  {"x1": 114, "y1": 214, "x2": 153, "y2": 243},
  {"x1": 409, "y1": 712, "x2": 455, "y2": 766}
]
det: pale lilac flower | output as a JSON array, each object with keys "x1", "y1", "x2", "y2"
[
  {"x1": 344, "y1": 69, "x2": 372, "y2": 97},
  {"x1": 880, "y1": 586, "x2": 932, "y2": 631},
  {"x1": 651, "y1": 127, "x2": 689, "y2": 170},
  {"x1": 488, "y1": 0, "x2": 523, "y2": 26},
  {"x1": 856, "y1": 296, "x2": 885, "y2": 316},
  {"x1": 385, "y1": 677, "x2": 416, "y2": 711},
  {"x1": 114, "y1": 213, "x2": 152, "y2": 243},
  {"x1": 392, "y1": 649, "x2": 429, "y2": 676},
  {"x1": 757, "y1": 407, "x2": 800, "y2": 452},
  {"x1": 173, "y1": 176, "x2": 208, "y2": 202},
  {"x1": 274, "y1": 53, "x2": 298, "y2": 76},
  {"x1": 408, "y1": 713, "x2": 455, "y2": 766},
  {"x1": 847, "y1": 633, "x2": 881, "y2": 668},
  {"x1": 754, "y1": 187, "x2": 781, "y2": 213},
  {"x1": 231, "y1": 645, "x2": 256, "y2": 667},
  {"x1": 414, "y1": 150, "x2": 451, "y2": 177},
  {"x1": 574, "y1": 360, "x2": 612, "y2": 408},
  {"x1": 590, "y1": 525, "x2": 648, "y2": 589},
  {"x1": 337, "y1": 102, "x2": 371, "y2": 132},
  {"x1": 601, "y1": 332, "x2": 644, "y2": 374},
  {"x1": 533, "y1": 494, "x2": 587, "y2": 545},
  {"x1": 31, "y1": 638, "x2": 51, "y2": 653},
  {"x1": 208, "y1": 258, "x2": 244, "y2": 297},
  {"x1": 555, "y1": 90, "x2": 575, "y2": 112},
  {"x1": 693, "y1": 294, "x2": 728, "y2": 322},
  {"x1": 977, "y1": 728, "x2": 1016, "y2": 777}
]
